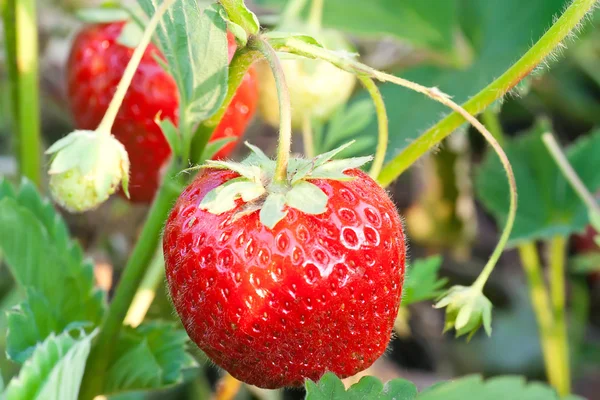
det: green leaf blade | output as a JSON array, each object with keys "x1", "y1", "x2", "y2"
[
  {"x1": 104, "y1": 322, "x2": 197, "y2": 395},
  {"x1": 0, "y1": 180, "x2": 105, "y2": 362},
  {"x1": 475, "y1": 125, "x2": 600, "y2": 245},
  {"x1": 4, "y1": 330, "x2": 96, "y2": 400}
]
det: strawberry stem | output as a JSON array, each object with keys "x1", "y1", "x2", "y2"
[
  {"x1": 358, "y1": 76, "x2": 388, "y2": 180},
  {"x1": 96, "y1": 0, "x2": 176, "y2": 134},
  {"x1": 79, "y1": 163, "x2": 182, "y2": 399},
  {"x1": 301, "y1": 114, "x2": 316, "y2": 158},
  {"x1": 248, "y1": 36, "x2": 292, "y2": 184},
  {"x1": 517, "y1": 242, "x2": 563, "y2": 390},
  {"x1": 377, "y1": 0, "x2": 598, "y2": 186},
  {"x1": 308, "y1": 0, "x2": 323, "y2": 31},
  {"x1": 542, "y1": 132, "x2": 600, "y2": 216},
  {"x1": 548, "y1": 235, "x2": 571, "y2": 396},
  {"x1": 3, "y1": 0, "x2": 41, "y2": 186},
  {"x1": 272, "y1": 38, "x2": 517, "y2": 289}
]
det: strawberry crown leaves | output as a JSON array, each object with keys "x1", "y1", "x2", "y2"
[{"x1": 198, "y1": 141, "x2": 372, "y2": 229}]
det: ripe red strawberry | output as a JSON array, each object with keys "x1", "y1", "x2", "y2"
[
  {"x1": 163, "y1": 167, "x2": 406, "y2": 388},
  {"x1": 67, "y1": 22, "x2": 258, "y2": 202}
]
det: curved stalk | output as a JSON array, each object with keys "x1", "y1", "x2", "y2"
[
  {"x1": 272, "y1": 38, "x2": 516, "y2": 291},
  {"x1": 359, "y1": 76, "x2": 388, "y2": 180},
  {"x1": 377, "y1": 0, "x2": 597, "y2": 186},
  {"x1": 97, "y1": 0, "x2": 176, "y2": 134},
  {"x1": 248, "y1": 36, "x2": 292, "y2": 183}
]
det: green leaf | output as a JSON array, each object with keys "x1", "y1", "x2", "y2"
[
  {"x1": 305, "y1": 372, "x2": 418, "y2": 400},
  {"x1": 0, "y1": 180, "x2": 105, "y2": 362},
  {"x1": 204, "y1": 160, "x2": 263, "y2": 182},
  {"x1": 138, "y1": 0, "x2": 229, "y2": 131},
  {"x1": 76, "y1": 6, "x2": 129, "y2": 23},
  {"x1": 320, "y1": 100, "x2": 375, "y2": 153},
  {"x1": 306, "y1": 373, "x2": 579, "y2": 400},
  {"x1": 199, "y1": 137, "x2": 238, "y2": 162},
  {"x1": 260, "y1": 193, "x2": 287, "y2": 229},
  {"x1": 155, "y1": 116, "x2": 181, "y2": 156},
  {"x1": 307, "y1": 157, "x2": 373, "y2": 181},
  {"x1": 418, "y1": 375, "x2": 571, "y2": 400},
  {"x1": 342, "y1": 0, "x2": 568, "y2": 164},
  {"x1": 256, "y1": 0, "x2": 459, "y2": 55},
  {"x1": 305, "y1": 372, "x2": 347, "y2": 399},
  {"x1": 290, "y1": 141, "x2": 356, "y2": 183},
  {"x1": 570, "y1": 252, "x2": 600, "y2": 275},
  {"x1": 3, "y1": 330, "x2": 95, "y2": 400},
  {"x1": 116, "y1": 20, "x2": 144, "y2": 48},
  {"x1": 220, "y1": 0, "x2": 260, "y2": 36},
  {"x1": 264, "y1": 31, "x2": 323, "y2": 49},
  {"x1": 199, "y1": 178, "x2": 265, "y2": 214},
  {"x1": 402, "y1": 256, "x2": 447, "y2": 305},
  {"x1": 104, "y1": 322, "x2": 197, "y2": 394},
  {"x1": 475, "y1": 125, "x2": 600, "y2": 245},
  {"x1": 285, "y1": 181, "x2": 328, "y2": 215}
]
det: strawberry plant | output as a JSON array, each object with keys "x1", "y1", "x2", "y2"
[{"x1": 1, "y1": 0, "x2": 599, "y2": 399}]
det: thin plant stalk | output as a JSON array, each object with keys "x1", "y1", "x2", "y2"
[
  {"x1": 248, "y1": 36, "x2": 292, "y2": 183},
  {"x1": 542, "y1": 132, "x2": 600, "y2": 215},
  {"x1": 517, "y1": 242, "x2": 563, "y2": 391},
  {"x1": 3, "y1": 0, "x2": 41, "y2": 185},
  {"x1": 358, "y1": 76, "x2": 388, "y2": 180},
  {"x1": 301, "y1": 114, "x2": 316, "y2": 158},
  {"x1": 377, "y1": 0, "x2": 598, "y2": 186},
  {"x1": 123, "y1": 247, "x2": 165, "y2": 327},
  {"x1": 273, "y1": 36, "x2": 517, "y2": 292},
  {"x1": 548, "y1": 235, "x2": 571, "y2": 396}
]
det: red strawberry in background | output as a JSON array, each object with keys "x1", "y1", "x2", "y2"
[
  {"x1": 163, "y1": 166, "x2": 406, "y2": 388},
  {"x1": 67, "y1": 22, "x2": 258, "y2": 202}
]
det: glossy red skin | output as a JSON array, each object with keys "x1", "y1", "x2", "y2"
[
  {"x1": 67, "y1": 23, "x2": 258, "y2": 202},
  {"x1": 163, "y1": 169, "x2": 406, "y2": 388}
]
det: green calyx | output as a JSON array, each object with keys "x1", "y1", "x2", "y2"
[
  {"x1": 434, "y1": 285, "x2": 493, "y2": 341},
  {"x1": 46, "y1": 130, "x2": 130, "y2": 213},
  {"x1": 198, "y1": 141, "x2": 371, "y2": 229}
]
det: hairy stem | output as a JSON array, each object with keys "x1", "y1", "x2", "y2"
[
  {"x1": 377, "y1": 0, "x2": 597, "y2": 186},
  {"x1": 80, "y1": 163, "x2": 182, "y2": 399},
  {"x1": 273, "y1": 38, "x2": 517, "y2": 289},
  {"x1": 191, "y1": 48, "x2": 260, "y2": 163},
  {"x1": 248, "y1": 36, "x2": 292, "y2": 183},
  {"x1": 123, "y1": 247, "x2": 165, "y2": 327},
  {"x1": 481, "y1": 108, "x2": 506, "y2": 147},
  {"x1": 517, "y1": 243, "x2": 563, "y2": 391},
  {"x1": 97, "y1": 0, "x2": 176, "y2": 134},
  {"x1": 3, "y1": 0, "x2": 41, "y2": 185},
  {"x1": 301, "y1": 114, "x2": 315, "y2": 158},
  {"x1": 542, "y1": 133, "x2": 600, "y2": 215},
  {"x1": 359, "y1": 76, "x2": 388, "y2": 180},
  {"x1": 549, "y1": 235, "x2": 571, "y2": 396}
]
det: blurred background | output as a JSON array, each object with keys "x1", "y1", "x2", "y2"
[{"x1": 1, "y1": 0, "x2": 600, "y2": 399}]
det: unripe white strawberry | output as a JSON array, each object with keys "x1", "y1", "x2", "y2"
[{"x1": 47, "y1": 130, "x2": 130, "y2": 212}]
